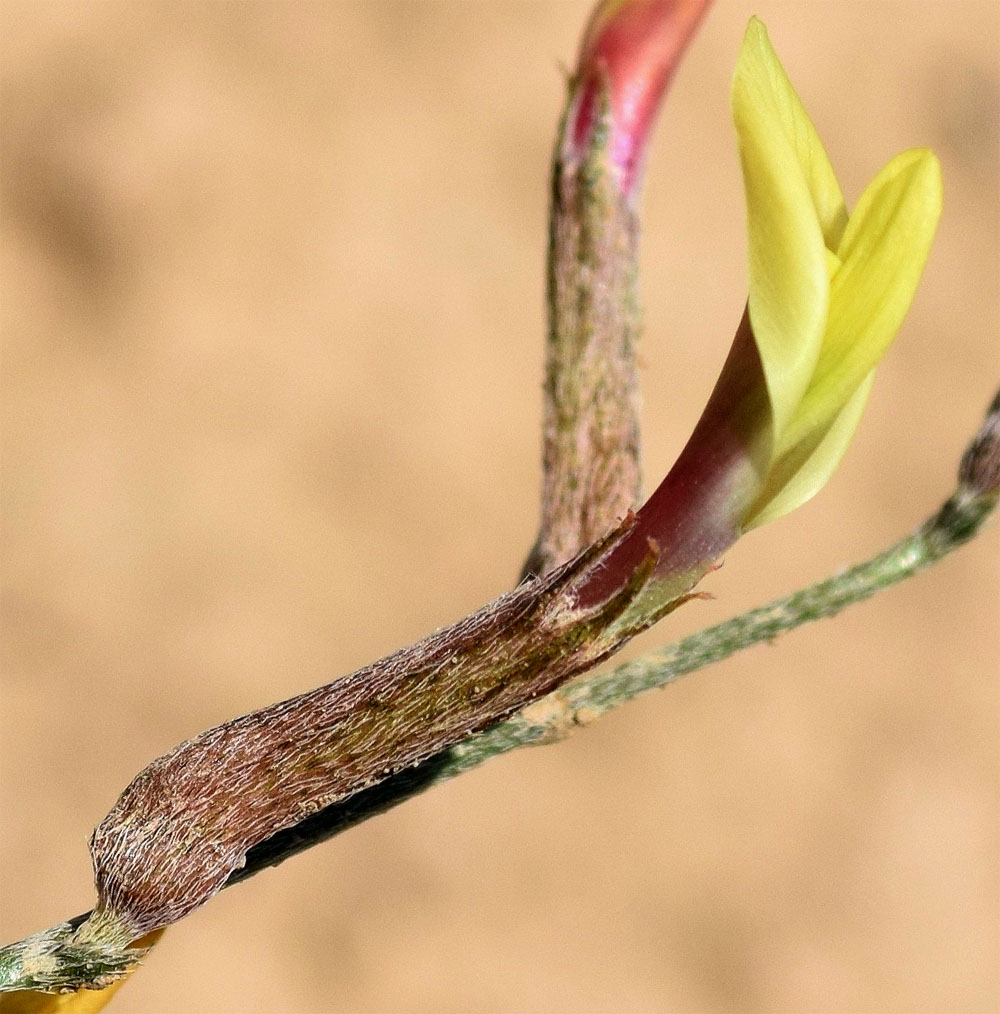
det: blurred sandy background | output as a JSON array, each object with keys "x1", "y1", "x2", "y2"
[{"x1": 1, "y1": 2, "x2": 997, "y2": 1012}]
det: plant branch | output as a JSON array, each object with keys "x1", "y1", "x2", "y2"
[
  {"x1": 1, "y1": 0, "x2": 992, "y2": 999},
  {"x1": 523, "y1": 0, "x2": 712, "y2": 578},
  {"x1": 417, "y1": 390, "x2": 1000, "y2": 772},
  {"x1": 234, "y1": 392, "x2": 1000, "y2": 869},
  {"x1": 4, "y1": 391, "x2": 994, "y2": 998}
]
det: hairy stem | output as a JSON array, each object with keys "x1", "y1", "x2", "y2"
[
  {"x1": 458, "y1": 467, "x2": 998, "y2": 762},
  {"x1": 524, "y1": 0, "x2": 713, "y2": 579},
  {"x1": 5, "y1": 391, "x2": 994, "y2": 997},
  {"x1": 523, "y1": 79, "x2": 645, "y2": 579}
]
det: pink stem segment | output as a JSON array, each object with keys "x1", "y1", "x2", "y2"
[{"x1": 566, "y1": 0, "x2": 714, "y2": 195}]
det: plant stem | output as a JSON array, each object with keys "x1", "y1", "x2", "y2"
[
  {"x1": 236, "y1": 389, "x2": 999, "y2": 873},
  {"x1": 444, "y1": 445, "x2": 999, "y2": 772},
  {"x1": 1, "y1": 393, "x2": 995, "y2": 997}
]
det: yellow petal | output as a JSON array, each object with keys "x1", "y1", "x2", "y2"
[
  {"x1": 743, "y1": 371, "x2": 874, "y2": 529},
  {"x1": 735, "y1": 18, "x2": 848, "y2": 247},
  {"x1": 732, "y1": 18, "x2": 839, "y2": 444},
  {"x1": 0, "y1": 984, "x2": 125, "y2": 1014},
  {"x1": 781, "y1": 148, "x2": 942, "y2": 453}
]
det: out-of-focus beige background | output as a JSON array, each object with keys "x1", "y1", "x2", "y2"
[{"x1": 1, "y1": 2, "x2": 997, "y2": 1011}]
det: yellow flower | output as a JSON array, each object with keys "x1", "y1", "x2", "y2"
[
  {"x1": 733, "y1": 17, "x2": 942, "y2": 528},
  {"x1": 580, "y1": 16, "x2": 943, "y2": 610}
]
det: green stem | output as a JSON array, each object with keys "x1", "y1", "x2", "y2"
[{"x1": 444, "y1": 470, "x2": 998, "y2": 775}]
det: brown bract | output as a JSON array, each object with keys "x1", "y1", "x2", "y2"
[{"x1": 82, "y1": 519, "x2": 689, "y2": 940}]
